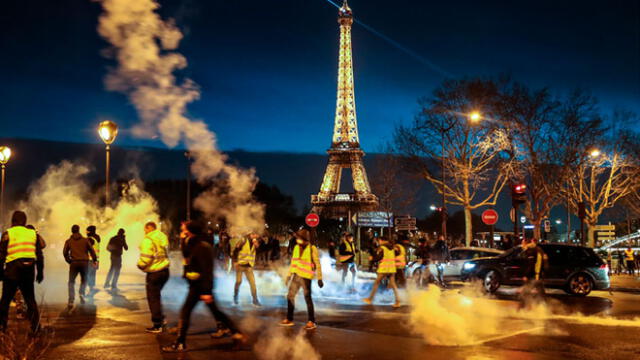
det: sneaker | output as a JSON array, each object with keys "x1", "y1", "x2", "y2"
[
  {"x1": 210, "y1": 328, "x2": 232, "y2": 339},
  {"x1": 304, "y1": 321, "x2": 317, "y2": 330},
  {"x1": 362, "y1": 298, "x2": 372, "y2": 305},
  {"x1": 392, "y1": 302, "x2": 401, "y2": 308},
  {"x1": 252, "y1": 300, "x2": 262, "y2": 307},
  {"x1": 233, "y1": 296, "x2": 239, "y2": 305},
  {"x1": 278, "y1": 319, "x2": 294, "y2": 327},
  {"x1": 162, "y1": 342, "x2": 187, "y2": 353},
  {"x1": 231, "y1": 332, "x2": 249, "y2": 345},
  {"x1": 145, "y1": 325, "x2": 164, "y2": 334}
]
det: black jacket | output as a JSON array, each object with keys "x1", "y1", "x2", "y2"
[
  {"x1": 107, "y1": 234, "x2": 128, "y2": 256},
  {"x1": 183, "y1": 235, "x2": 215, "y2": 295}
]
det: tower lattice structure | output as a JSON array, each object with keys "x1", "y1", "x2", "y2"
[{"x1": 311, "y1": 0, "x2": 379, "y2": 218}]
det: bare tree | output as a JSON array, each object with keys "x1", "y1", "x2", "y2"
[
  {"x1": 395, "y1": 78, "x2": 514, "y2": 245},
  {"x1": 563, "y1": 111, "x2": 639, "y2": 247}
]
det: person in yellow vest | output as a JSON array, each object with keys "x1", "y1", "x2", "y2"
[
  {"x1": 394, "y1": 237, "x2": 409, "y2": 288},
  {"x1": 279, "y1": 229, "x2": 323, "y2": 330},
  {"x1": 363, "y1": 236, "x2": 400, "y2": 308},
  {"x1": 137, "y1": 221, "x2": 170, "y2": 333},
  {"x1": 232, "y1": 231, "x2": 261, "y2": 306},
  {"x1": 86, "y1": 225, "x2": 101, "y2": 295},
  {"x1": 13, "y1": 224, "x2": 46, "y2": 320},
  {"x1": 0, "y1": 211, "x2": 44, "y2": 334},
  {"x1": 338, "y1": 232, "x2": 358, "y2": 289},
  {"x1": 624, "y1": 247, "x2": 635, "y2": 276}
]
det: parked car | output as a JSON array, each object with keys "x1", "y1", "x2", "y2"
[
  {"x1": 461, "y1": 243, "x2": 610, "y2": 296},
  {"x1": 408, "y1": 247, "x2": 503, "y2": 283}
]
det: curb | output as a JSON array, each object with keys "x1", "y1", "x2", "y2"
[{"x1": 609, "y1": 287, "x2": 640, "y2": 294}]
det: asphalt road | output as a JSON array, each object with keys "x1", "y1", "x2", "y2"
[{"x1": 4, "y1": 270, "x2": 639, "y2": 360}]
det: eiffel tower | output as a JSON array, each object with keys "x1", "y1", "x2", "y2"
[{"x1": 311, "y1": 0, "x2": 378, "y2": 218}]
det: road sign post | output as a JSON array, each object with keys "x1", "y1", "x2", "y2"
[
  {"x1": 482, "y1": 209, "x2": 499, "y2": 248},
  {"x1": 305, "y1": 213, "x2": 320, "y2": 228}
]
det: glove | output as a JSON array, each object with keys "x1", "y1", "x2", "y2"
[
  {"x1": 36, "y1": 273, "x2": 44, "y2": 284},
  {"x1": 318, "y1": 280, "x2": 324, "y2": 288}
]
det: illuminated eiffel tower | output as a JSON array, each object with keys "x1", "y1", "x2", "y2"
[{"x1": 311, "y1": 0, "x2": 378, "y2": 218}]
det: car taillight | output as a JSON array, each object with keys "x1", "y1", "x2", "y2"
[{"x1": 599, "y1": 264, "x2": 608, "y2": 271}]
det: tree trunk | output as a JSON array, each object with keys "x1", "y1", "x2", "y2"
[
  {"x1": 532, "y1": 218, "x2": 542, "y2": 240},
  {"x1": 587, "y1": 223, "x2": 596, "y2": 248},
  {"x1": 464, "y1": 207, "x2": 473, "y2": 246}
]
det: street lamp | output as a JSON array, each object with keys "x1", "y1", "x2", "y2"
[
  {"x1": 589, "y1": 149, "x2": 601, "y2": 158},
  {"x1": 0, "y1": 146, "x2": 11, "y2": 225},
  {"x1": 468, "y1": 111, "x2": 482, "y2": 123},
  {"x1": 429, "y1": 205, "x2": 437, "y2": 211},
  {"x1": 98, "y1": 121, "x2": 118, "y2": 205}
]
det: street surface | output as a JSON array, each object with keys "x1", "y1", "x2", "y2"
[{"x1": 5, "y1": 269, "x2": 640, "y2": 360}]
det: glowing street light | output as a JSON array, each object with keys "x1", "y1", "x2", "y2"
[
  {"x1": 589, "y1": 149, "x2": 601, "y2": 158},
  {"x1": 0, "y1": 146, "x2": 11, "y2": 225},
  {"x1": 468, "y1": 111, "x2": 482, "y2": 123},
  {"x1": 429, "y1": 205, "x2": 437, "y2": 211},
  {"x1": 98, "y1": 121, "x2": 118, "y2": 205},
  {"x1": 555, "y1": 219, "x2": 562, "y2": 225}
]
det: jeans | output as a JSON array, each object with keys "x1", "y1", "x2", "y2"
[
  {"x1": 105, "y1": 254, "x2": 122, "y2": 288},
  {"x1": 145, "y1": 269, "x2": 169, "y2": 327},
  {"x1": 234, "y1": 265, "x2": 258, "y2": 302},
  {"x1": 367, "y1": 273, "x2": 399, "y2": 304},
  {"x1": 87, "y1": 262, "x2": 98, "y2": 290},
  {"x1": 177, "y1": 286, "x2": 238, "y2": 344},
  {"x1": 340, "y1": 262, "x2": 357, "y2": 287},
  {"x1": 68, "y1": 261, "x2": 89, "y2": 303},
  {"x1": 286, "y1": 274, "x2": 315, "y2": 323},
  {"x1": 0, "y1": 261, "x2": 39, "y2": 332}
]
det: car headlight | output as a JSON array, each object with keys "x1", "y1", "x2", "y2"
[{"x1": 463, "y1": 262, "x2": 476, "y2": 270}]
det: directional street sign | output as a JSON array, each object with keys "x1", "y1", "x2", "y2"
[
  {"x1": 596, "y1": 224, "x2": 616, "y2": 241},
  {"x1": 352, "y1": 211, "x2": 393, "y2": 227},
  {"x1": 394, "y1": 216, "x2": 417, "y2": 231}
]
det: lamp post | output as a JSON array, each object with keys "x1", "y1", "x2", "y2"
[
  {"x1": 185, "y1": 151, "x2": 192, "y2": 221},
  {"x1": 0, "y1": 146, "x2": 12, "y2": 226},
  {"x1": 98, "y1": 121, "x2": 118, "y2": 206}
]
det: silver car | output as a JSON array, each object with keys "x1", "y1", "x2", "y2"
[{"x1": 408, "y1": 247, "x2": 504, "y2": 283}]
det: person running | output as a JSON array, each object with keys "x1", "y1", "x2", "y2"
[
  {"x1": 63, "y1": 225, "x2": 97, "y2": 308},
  {"x1": 137, "y1": 222, "x2": 170, "y2": 333},
  {"x1": 162, "y1": 221, "x2": 246, "y2": 353},
  {"x1": 86, "y1": 225, "x2": 101, "y2": 294},
  {"x1": 232, "y1": 231, "x2": 261, "y2": 306},
  {"x1": 0, "y1": 211, "x2": 45, "y2": 334},
  {"x1": 338, "y1": 233, "x2": 358, "y2": 289},
  {"x1": 363, "y1": 236, "x2": 400, "y2": 308},
  {"x1": 279, "y1": 229, "x2": 324, "y2": 330},
  {"x1": 105, "y1": 228, "x2": 128, "y2": 291}
]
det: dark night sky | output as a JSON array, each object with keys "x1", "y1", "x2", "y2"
[{"x1": 0, "y1": 0, "x2": 638, "y2": 153}]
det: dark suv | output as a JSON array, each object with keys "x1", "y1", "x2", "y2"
[{"x1": 460, "y1": 244, "x2": 610, "y2": 296}]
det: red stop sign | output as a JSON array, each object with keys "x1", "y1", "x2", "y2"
[
  {"x1": 482, "y1": 209, "x2": 499, "y2": 225},
  {"x1": 305, "y1": 213, "x2": 320, "y2": 228}
]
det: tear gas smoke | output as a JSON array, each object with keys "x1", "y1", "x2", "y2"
[
  {"x1": 97, "y1": 0, "x2": 264, "y2": 236},
  {"x1": 18, "y1": 161, "x2": 161, "y2": 301},
  {"x1": 254, "y1": 327, "x2": 321, "y2": 360}
]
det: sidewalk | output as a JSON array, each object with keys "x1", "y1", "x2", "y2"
[{"x1": 609, "y1": 274, "x2": 640, "y2": 294}]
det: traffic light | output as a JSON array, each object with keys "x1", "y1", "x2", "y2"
[{"x1": 511, "y1": 183, "x2": 527, "y2": 205}]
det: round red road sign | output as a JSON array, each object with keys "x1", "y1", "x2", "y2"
[
  {"x1": 305, "y1": 213, "x2": 320, "y2": 228},
  {"x1": 482, "y1": 209, "x2": 499, "y2": 226}
]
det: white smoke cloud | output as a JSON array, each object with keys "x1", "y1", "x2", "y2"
[{"x1": 97, "y1": 0, "x2": 264, "y2": 236}]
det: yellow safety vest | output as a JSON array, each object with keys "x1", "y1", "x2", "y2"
[
  {"x1": 395, "y1": 244, "x2": 407, "y2": 269},
  {"x1": 6, "y1": 226, "x2": 37, "y2": 263},
  {"x1": 378, "y1": 246, "x2": 397, "y2": 274},
  {"x1": 238, "y1": 240, "x2": 256, "y2": 267},
  {"x1": 290, "y1": 245, "x2": 316, "y2": 280},
  {"x1": 625, "y1": 250, "x2": 635, "y2": 261},
  {"x1": 137, "y1": 229, "x2": 170, "y2": 273},
  {"x1": 339, "y1": 240, "x2": 355, "y2": 263},
  {"x1": 90, "y1": 235, "x2": 100, "y2": 261}
]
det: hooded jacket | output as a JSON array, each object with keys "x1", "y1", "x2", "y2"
[
  {"x1": 183, "y1": 235, "x2": 215, "y2": 295},
  {"x1": 63, "y1": 233, "x2": 97, "y2": 263}
]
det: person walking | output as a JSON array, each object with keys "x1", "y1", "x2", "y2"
[
  {"x1": 105, "y1": 228, "x2": 128, "y2": 291},
  {"x1": 394, "y1": 237, "x2": 409, "y2": 288},
  {"x1": 624, "y1": 247, "x2": 635, "y2": 276},
  {"x1": 137, "y1": 221, "x2": 170, "y2": 333},
  {"x1": 163, "y1": 221, "x2": 246, "y2": 352},
  {"x1": 430, "y1": 235, "x2": 450, "y2": 288},
  {"x1": 232, "y1": 231, "x2": 261, "y2": 306},
  {"x1": 63, "y1": 224, "x2": 97, "y2": 308},
  {"x1": 520, "y1": 238, "x2": 548, "y2": 302},
  {"x1": 338, "y1": 233, "x2": 358, "y2": 289},
  {"x1": 86, "y1": 225, "x2": 101, "y2": 294},
  {"x1": 0, "y1": 211, "x2": 44, "y2": 334},
  {"x1": 363, "y1": 236, "x2": 400, "y2": 308},
  {"x1": 279, "y1": 229, "x2": 324, "y2": 330}
]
